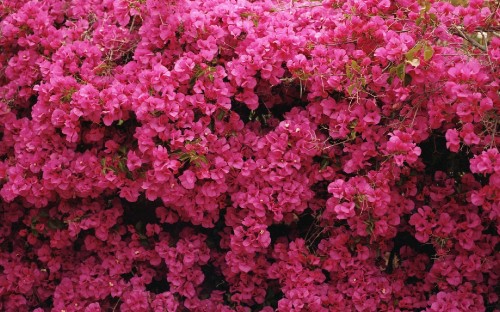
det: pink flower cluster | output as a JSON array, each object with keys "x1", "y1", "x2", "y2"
[{"x1": 0, "y1": 0, "x2": 499, "y2": 311}]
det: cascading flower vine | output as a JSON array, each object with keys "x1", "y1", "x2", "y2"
[{"x1": 0, "y1": 0, "x2": 499, "y2": 311}]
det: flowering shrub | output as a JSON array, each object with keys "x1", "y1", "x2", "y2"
[{"x1": 0, "y1": 0, "x2": 499, "y2": 311}]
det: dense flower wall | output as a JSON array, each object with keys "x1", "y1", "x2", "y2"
[{"x1": 0, "y1": 0, "x2": 499, "y2": 311}]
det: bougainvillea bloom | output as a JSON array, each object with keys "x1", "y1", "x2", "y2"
[{"x1": 0, "y1": 0, "x2": 498, "y2": 311}]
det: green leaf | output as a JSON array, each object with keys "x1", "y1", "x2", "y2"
[
  {"x1": 117, "y1": 119, "x2": 124, "y2": 126},
  {"x1": 406, "y1": 58, "x2": 420, "y2": 67},
  {"x1": 198, "y1": 155, "x2": 208, "y2": 164},
  {"x1": 179, "y1": 153, "x2": 191, "y2": 162},
  {"x1": 216, "y1": 110, "x2": 226, "y2": 121},
  {"x1": 320, "y1": 158, "x2": 330, "y2": 170},
  {"x1": 249, "y1": 110, "x2": 256, "y2": 121},
  {"x1": 405, "y1": 42, "x2": 422, "y2": 61},
  {"x1": 348, "y1": 130, "x2": 357, "y2": 140},
  {"x1": 347, "y1": 84, "x2": 355, "y2": 95},
  {"x1": 424, "y1": 1, "x2": 431, "y2": 13},
  {"x1": 117, "y1": 160, "x2": 127, "y2": 173},
  {"x1": 420, "y1": 0, "x2": 431, "y2": 14},
  {"x1": 423, "y1": 44, "x2": 434, "y2": 61},
  {"x1": 119, "y1": 146, "x2": 127, "y2": 155},
  {"x1": 346, "y1": 60, "x2": 361, "y2": 80},
  {"x1": 351, "y1": 60, "x2": 360, "y2": 72},
  {"x1": 429, "y1": 13, "x2": 438, "y2": 25},
  {"x1": 395, "y1": 63, "x2": 406, "y2": 81}
]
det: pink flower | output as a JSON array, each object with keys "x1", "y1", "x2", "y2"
[
  {"x1": 179, "y1": 170, "x2": 197, "y2": 189},
  {"x1": 460, "y1": 123, "x2": 480, "y2": 146},
  {"x1": 333, "y1": 202, "x2": 356, "y2": 219},
  {"x1": 470, "y1": 148, "x2": 498, "y2": 174},
  {"x1": 445, "y1": 129, "x2": 460, "y2": 152},
  {"x1": 197, "y1": 35, "x2": 218, "y2": 61}
]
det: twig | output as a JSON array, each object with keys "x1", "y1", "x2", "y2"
[
  {"x1": 112, "y1": 298, "x2": 121, "y2": 311},
  {"x1": 450, "y1": 25, "x2": 487, "y2": 52}
]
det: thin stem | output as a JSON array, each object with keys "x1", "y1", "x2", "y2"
[{"x1": 450, "y1": 25, "x2": 487, "y2": 52}]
